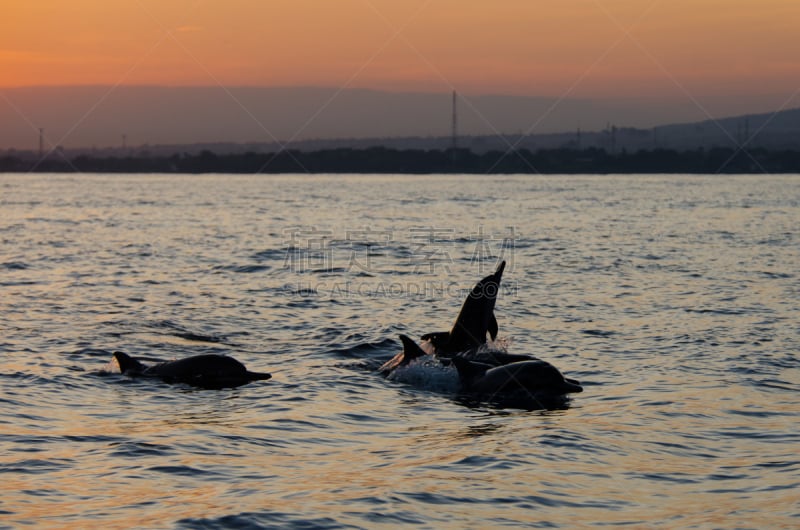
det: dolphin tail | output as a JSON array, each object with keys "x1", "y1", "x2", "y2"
[{"x1": 112, "y1": 351, "x2": 146, "y2": 375}]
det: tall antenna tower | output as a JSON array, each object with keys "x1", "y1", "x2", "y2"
[
  {"x1": 451, "y1": 90, "x2": 458, "y2": 151},
  {"x1": 39, "y1": 128, "x2": 44, "y2": 158}
]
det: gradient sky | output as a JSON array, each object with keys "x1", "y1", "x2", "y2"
[{"x1": 3, "y1": 0, "x2": 799, "y2": 101}]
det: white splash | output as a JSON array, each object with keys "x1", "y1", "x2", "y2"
[{"x1": 386, "y1": 356, "x2": 460, "y2": 393}]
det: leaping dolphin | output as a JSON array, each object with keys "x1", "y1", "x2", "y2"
[
  {"x1": 421, "y1": 260, "x2": 506, "y2": 356},
  {"x1": 112, "y1": 351, "x2": 272, "y2": 389},
  {"x1": 452, "y1": 357, "x2": 582, "y2": 400}
]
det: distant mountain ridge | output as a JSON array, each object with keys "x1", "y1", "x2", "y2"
[
  {"x1": 1, "y1": 85, "x2": 798, "y2": 153},
  {"x1": 652, "y1": 107, "x2": 800, "y2": 150}
]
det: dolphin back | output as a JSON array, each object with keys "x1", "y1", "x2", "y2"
[
  {"x1": 112, "y1": 352, "x2": 271, "y2": 389},
  {"x1": 454, "y1": 358, "x2": 583, "y2": 397},
  {"x1": 451, "y1": 356, "x2": 492, "y2": 386},
  {"x1": 146, "y1": 354, "x2": 271, "y2": 388}
]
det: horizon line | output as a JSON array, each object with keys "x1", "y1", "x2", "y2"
[{"x1": 0, "y1": 83, "x2": 791, "y2": 103}]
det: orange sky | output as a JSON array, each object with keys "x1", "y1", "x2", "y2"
[{"x1": 2, "y1": 0, "x2": 799, "y2": 99}]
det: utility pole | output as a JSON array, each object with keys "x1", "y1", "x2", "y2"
[
  {"x1": 452, "y1": 91, "x2": 458, "y2": 151},
  {"x1": 610, "y1": 124, "x2": 617, "y2": 154}
]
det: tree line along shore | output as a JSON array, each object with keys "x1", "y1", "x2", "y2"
[{"x1": 2, "y1": 146, "x2": 800, "y2": 174}]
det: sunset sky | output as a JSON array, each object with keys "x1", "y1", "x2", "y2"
[
  {"x1": 2, "y1": 1, "x2": 799, "y2": 148},
  {"x1": 3, "y1": 0, "x2": 799, "y2": 99}
]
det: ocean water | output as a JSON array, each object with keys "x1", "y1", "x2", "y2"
[{"x1": 1, "y1": 173, "x2": 798, "y2": 529}]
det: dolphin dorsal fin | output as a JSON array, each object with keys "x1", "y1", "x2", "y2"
[
  {"x1": 398, "y1": 335, "x2": 427, "y2": 365},
  {"x1": 112, "y1": 351, "x2": 146, "y2": 375}
]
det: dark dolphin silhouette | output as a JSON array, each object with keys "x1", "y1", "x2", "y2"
[
  {"x1": 112, "y1": 351, "x2": 272, "y2": 389},
  {"x1": 421, "y1": 260, "x2": 506, "y2": 356},
  {"x1": 452, "y1": 357, "x2": 582, "y2": 399},
  {"x1": 378, "y1": 334, "x2": 429, "y2": 376}
]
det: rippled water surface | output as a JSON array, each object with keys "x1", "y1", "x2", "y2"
[{"x1": 1, "y1": 173, "x2": 798, "y2": 529}]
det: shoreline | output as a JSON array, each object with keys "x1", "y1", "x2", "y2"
[{"x1": 3, "y1": 146, "x2": 800, "y2": 174}]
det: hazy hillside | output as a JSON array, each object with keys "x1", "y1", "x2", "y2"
[
  {"x1": 2, "y1": 86, "x2": 797, "y2": 152},
  {"x1": 652, "y1": 108, "x2": 800, "y2": 150}
]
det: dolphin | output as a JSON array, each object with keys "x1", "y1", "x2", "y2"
[
  {"x1": 376, "y1": 335, "x2": 521, "y2": 379},
  {"x1": 112, "y1": 351, "x2": 272, "y2": 389},
  {"x1": 378, "y1": 334, "x2": 429, "y2": 376},
  {"x1": 452, "y1": 357, "x2": 582, "y2": 399},
  {"x1": 421, "y1": 260, "x2": 506, "y2": 356}
]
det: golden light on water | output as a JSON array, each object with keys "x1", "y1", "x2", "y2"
[{"x1": 1, "y1": 174, "x2": 797, "y2": 528}]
